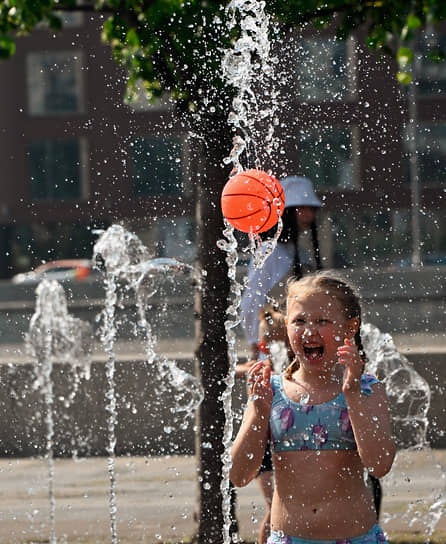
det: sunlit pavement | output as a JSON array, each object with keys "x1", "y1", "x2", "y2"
[
  {"x1": 0, "y1": 336, "x2": 444, "y2": 542},
  {"x1": 0, "y1": 451, "x2": 444, "y2": 544}
]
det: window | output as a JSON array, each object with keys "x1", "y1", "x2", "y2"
[
  {"x1": 57, "y1": 12, "x2": 83, "y2": 27},
  {"x1": 403, "y1": 124, "x2": 446, "y2": 186},
  {"x1": 28, "y1": 138, "x2": 86, "y2": 200},
  {"x1": 139, "y1": 217, "x2": 196, "y2": 261},
  {"x1": 329, "y1": 210, "x2": 402, "y2": 268},
  {"x1": 415, "y1": 31, "x2": 446, "y2": 96},
  {"x1": 36, "y1": 11, "x2": 83, "y2": 29},
  {"x1": 328, "y1": 207, "x2": 446, "y2": 269},
  {"x1": 295, "y1": 36, "x2": 356, "y2": 101},
  {"x1": 27, "y1": 51, "x2": 84, "y2": 115},
  {"x1": 10, "y1": 222, "x2": 98, "y2": 274},
  {"x1": 389, "y1": 208, "x2": 446, "y2": 267},
  {"x1": 299, "y1": 126, "x2": 355, "y2": 189},
  {"x1": 131, "y1": 136, "x2": 183, "y2": 196}
]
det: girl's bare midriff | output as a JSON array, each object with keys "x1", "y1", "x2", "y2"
[{"x1": 271, "y1": 449, "x2": 377, "y2": 539}]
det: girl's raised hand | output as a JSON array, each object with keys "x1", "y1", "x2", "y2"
[
  {"x1": 337, "y1": 338, "x2": 365, "y2": 394},
  {"x1": 247, "y1": 361, "x2": 273, "y2": 412}
]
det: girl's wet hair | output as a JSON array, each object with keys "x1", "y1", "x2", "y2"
[{"x1": 284, "y1": 271, "x2": 367, "y2": 379}]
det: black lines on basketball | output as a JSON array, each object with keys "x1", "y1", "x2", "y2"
[
  {"x1": 220, "y1": 169, "x2": 285, "y2": 233},
  {"x1": 242, "y1": 173, "x2": 277, "y2": 201}
]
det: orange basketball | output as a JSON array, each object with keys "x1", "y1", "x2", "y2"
[{"x1": 221, "y1": 169, "x2": 285, "y2": 233}]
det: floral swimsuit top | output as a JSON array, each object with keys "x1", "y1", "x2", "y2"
[{"x1": 270, "y1": 373, "x2": 380, "y2": 452}]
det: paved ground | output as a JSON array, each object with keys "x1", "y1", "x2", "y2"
[
  {"x1": 0, "y1": 449, "x2": 444, "y2": 544},
  {"x1": 0, "y1": 333, "x2": 444, "y2": 543}
]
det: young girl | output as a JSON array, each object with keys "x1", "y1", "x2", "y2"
[{"x1": 230, "y1": 272, "x2": 395, "y2": 544}]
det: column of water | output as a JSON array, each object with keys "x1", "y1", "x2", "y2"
[
  {"x1": 94, "y1": 224, "x2": 152, "y2": 544},
  {"x1": 26, "y1": 279, "x2": 92, "y2": 544},
  {"x1": 100, "y1": 273, "x2": 119, "y2": 544},
  {"x1": 219, "y1": 2, "x2": 282, "y2": 542},
  {"x1": 42, "y1": 322, "x2": 56, "y2": 544},
  {"x1": 94, "y1": 224, "x2": 204, "y2": 543}
]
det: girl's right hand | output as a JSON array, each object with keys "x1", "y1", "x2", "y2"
[{"x1": 247, "y1": 361, "x2": 273, "y2": 411}]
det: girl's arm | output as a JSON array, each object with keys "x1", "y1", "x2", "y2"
[
  {"x1": 229, "y1": 363, "x2": 272, "y2": 487},
  {"x1": 338, "y1": 339, "x2": 396, "y2": 478},
  {"x1": 344, "y1": 382, "x2": 395, "y2": 478}
]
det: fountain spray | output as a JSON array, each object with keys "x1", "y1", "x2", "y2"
[
  {"x1": 218, "y1": 1, "x2": 283, "y2": 542},
  {"x1": 94, "y1": 224, "x2": 203, "y2": 543},
  {"x1": 26, "y1": 279, "x2": 92, "y2": 544}
]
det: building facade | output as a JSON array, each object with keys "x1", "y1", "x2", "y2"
[{"x1": 0, "y1": 13, "x2": 445, "y2": 277}]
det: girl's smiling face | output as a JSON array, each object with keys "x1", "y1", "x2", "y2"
[{"x1": 286, "y1": 291, "x2": 359, "y2": 369}]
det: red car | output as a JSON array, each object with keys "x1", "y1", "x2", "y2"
[{"x1": 11, "y1": 259, "x2": 97, "y2": 285}]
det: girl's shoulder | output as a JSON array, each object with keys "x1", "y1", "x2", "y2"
[{"x1": 360, "y1": 373, "x2": 381, "y2": 395}]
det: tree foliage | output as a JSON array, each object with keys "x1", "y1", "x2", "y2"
[{"x1": 1, "y1": 1, "x2": 445, "y2": 88}]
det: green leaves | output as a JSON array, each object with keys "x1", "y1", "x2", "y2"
[
  {"x1": 397, "y1": 46, "x2": 413, "y2": 68},
  {"x1": 401, "y1": 13, "x2": 422, "y2": 41},
  {"x1": 0, "y1": 35, "x2": 15, "y2": 59},
  {"x1": 396, "y1": 71, "x2": 412, "y2": 85},
  {"x1": 1, "y1": 1, "x2": 446, "y2": 93}
]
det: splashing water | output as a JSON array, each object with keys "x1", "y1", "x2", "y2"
[
  {"x1": 268, "y1": 340, "x2": 290, "y2": 374},
  {"x1": 26, "y1": 279, "x2": 92, "y2": 544},
  {"x1": 362, "y1": 322, "x2": 430, "y2": 449},
  {"x1": 362, "y1": 323, "x2": 445, "y2": 538},
  {"x1": 94, "y1": 224, "x2": 203, "y2": 543},
  {"x1": 219, "y1": 2, "x2": 283, "y2": 541},
  {"x1": 98, "y1": 269, "x2": 119, "y2": 544},
  {"x1": 216, "y1": 221, "x2": 244, "y2": 544},
  {"x1": 157, "y1": 357, "x2": 204, "y2": 415},
  {"x1": 221, "y1": 0, "x2": 284, "y2": 268},
  {"x1": 222, "y1": 0, "x2": 280, "y2": 174}
]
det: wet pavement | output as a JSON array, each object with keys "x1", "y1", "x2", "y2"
[
  {"x1": 0, "y1": 334, "x2": 444, "y2": 543},
  {"x1": 0, "y1": 449, "x2": 444, "y2": 544}
]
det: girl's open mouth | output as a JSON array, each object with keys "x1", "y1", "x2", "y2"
[{"x1": 303, "y1": 345, "x2": 324, "y2": 360}]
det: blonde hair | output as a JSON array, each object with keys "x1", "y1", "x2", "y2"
[{"x1": 284, "y1": 271, "x2": 366, "y2": 379}]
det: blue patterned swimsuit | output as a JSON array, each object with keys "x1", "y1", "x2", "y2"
[
  {"x1": 267, "y1": 373, "x2": 388, "y2": 544},
  {"x1": 270, "y1": 373, "x2": 380, "y2": 452},
  {"x1": 267, "y1": 524, "x2": 388, "y2": 544}
]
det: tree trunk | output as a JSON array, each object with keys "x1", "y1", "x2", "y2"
[{"x1": 194, "y1": 114, "x2": 237, "y2": 544}]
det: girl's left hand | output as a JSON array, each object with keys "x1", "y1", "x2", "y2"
[{"x1": 337, "y1": 338, "x2": 364, "y2": 394}]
